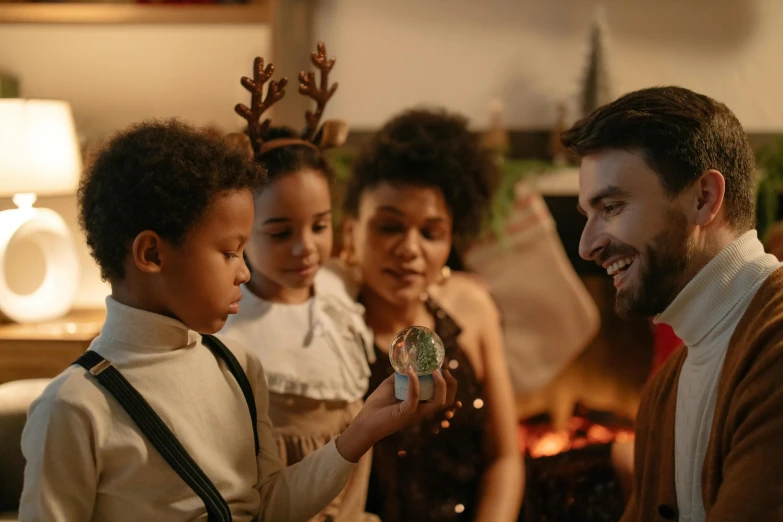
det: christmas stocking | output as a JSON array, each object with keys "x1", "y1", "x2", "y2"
[{"x1": 465, "y1": 181, "x2": 600, "y2": 394}]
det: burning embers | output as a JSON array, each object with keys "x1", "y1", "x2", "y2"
[{"x1": 520, "y1": 402, "x2": 634, "y2": 458}]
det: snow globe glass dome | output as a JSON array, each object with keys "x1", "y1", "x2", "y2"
[{"x1": 389, "y1": 326, "x2": 445, "y2": 401}]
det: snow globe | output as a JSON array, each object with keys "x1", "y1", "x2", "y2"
[{"x1": 389, "y1": 326, "x2": 446, "y2": 401}]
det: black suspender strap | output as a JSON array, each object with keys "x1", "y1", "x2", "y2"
[
  {"x1": 201, "y1": 334, "x2": 259, "y2": 455},
  {"x1": 75, "y1": 346, "x2": 244, "y2": 522}
]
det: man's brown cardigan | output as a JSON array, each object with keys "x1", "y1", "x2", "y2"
[{"x1": 621, "y1": 267, "x2": 783, "y2": 521}]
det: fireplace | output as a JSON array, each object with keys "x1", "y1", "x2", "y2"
[
  {"x1": 511, "y1": 271, "x2": 651, "y2": 520},
  {"x1": 509, "y1": 194, "x2": 655, "y2": 521},
  {"x1": 518, "y1": 403, "x2": 635, "y2": 522}
]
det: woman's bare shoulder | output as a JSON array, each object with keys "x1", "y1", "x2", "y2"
[{"x1": 429, "y1": 272, "x2": 498, "y2": 320}]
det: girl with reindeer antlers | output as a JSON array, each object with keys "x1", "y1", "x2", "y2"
[{"x1": 221, "y1": 43, "x2": 398, "y2": 522}]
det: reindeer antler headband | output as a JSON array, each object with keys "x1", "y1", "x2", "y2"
[{"x1": 231, "y1": 42, "x2": 348, "y2": 160}]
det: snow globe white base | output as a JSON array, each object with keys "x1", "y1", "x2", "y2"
[{"x1": 394, "y1": 372, "x2": 436, "y2": 401}]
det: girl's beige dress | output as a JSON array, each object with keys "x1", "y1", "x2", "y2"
[{"x1": 222, "y1": 267, "x2": 378, "y2": 522}]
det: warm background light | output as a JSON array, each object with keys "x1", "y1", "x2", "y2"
[
  {"x1": 0, "y1": 99, "x2": 82, "y2": 323},
  {"x1": 0, "y1": 99, "x2": 81, "y2": 198}
]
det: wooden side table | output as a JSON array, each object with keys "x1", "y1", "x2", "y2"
[{"x1": 0, "y1": 309, "x2": 105, "y2": 385}]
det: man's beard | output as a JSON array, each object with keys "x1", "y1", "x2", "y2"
[{"x1": 615, "y1": 210, "x2": 691, "y2": 319}]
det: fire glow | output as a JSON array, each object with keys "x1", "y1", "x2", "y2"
[{"x1": 519, "y1": 405, "x2": 635, "y2": 458}]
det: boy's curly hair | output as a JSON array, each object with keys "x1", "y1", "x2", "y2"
[
  {"x1": 79, "y1": 119, "x2": 266, "y2": 282},
  {"x1": 343, "y1": 108, "x2": 498, "y2": 244}
]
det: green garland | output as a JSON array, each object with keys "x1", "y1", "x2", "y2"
[
  {"x1": 485, "y1": 158, "x2": 552, "y2": 242},
  {"x1": 756, "y1": 139, "x2": 783, "y2": 243},
  {"x1": 327, "y1": 150, "x2": 355, "y2": 242}
]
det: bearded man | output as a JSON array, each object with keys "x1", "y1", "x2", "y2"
[{"x1": 564, "y1": 86, "x2": 783, "y2": 522}]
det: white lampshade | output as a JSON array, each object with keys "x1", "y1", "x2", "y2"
[{"x1": 0, "y1": 99, "x2": 82, "y2": 197}]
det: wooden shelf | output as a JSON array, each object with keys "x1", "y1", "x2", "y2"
[
  {"x1": 0, "y1": 1, "x2": 270, "y2": 24},
  {"x1": 0, "y1": 308, "x2": 105, "y2": 342},
  {"x1": 0, "y1": 308, "x2": 106, "y2": 385}
]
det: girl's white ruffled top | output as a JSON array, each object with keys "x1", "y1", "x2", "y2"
[{"x1": 222, "y1": 263, "x2": 374, "y2": 402}]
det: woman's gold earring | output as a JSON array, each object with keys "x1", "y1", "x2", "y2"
[
  {"x1": 339, "y1": 247, "x2": 352, "y2": 266},
  {"x1": 340, "y1": 245, "x2": 363, "y2": 285},
  {"x1": 343, "y1": 247, "x2": 357, "y2": 267},
  {"x1": 439, "y1": 265, "x2": 452, "y2": 285}
]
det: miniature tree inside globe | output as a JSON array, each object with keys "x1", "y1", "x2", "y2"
[{"x1": 390, "y1": 326, "x2": 446, "y2": 401}]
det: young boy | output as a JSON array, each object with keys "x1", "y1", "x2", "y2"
[{"x1": 18, "y1": 119, "x2": 456, "y2": 522}]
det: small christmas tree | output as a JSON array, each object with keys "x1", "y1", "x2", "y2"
[
  {"x1": 581, "y1": 5, "x2": 614, "y2": 117},
  {"x1": 413, "y1": 329, "x2": 440, "y2": 374}
]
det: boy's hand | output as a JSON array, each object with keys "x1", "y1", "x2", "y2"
[{"x1": 335, "y1": 367, "x2": 458, "y2": 463}]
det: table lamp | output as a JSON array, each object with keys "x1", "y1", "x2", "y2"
[{"x1": 0, "y1": 99, "x2": 81, "y2": 323}]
